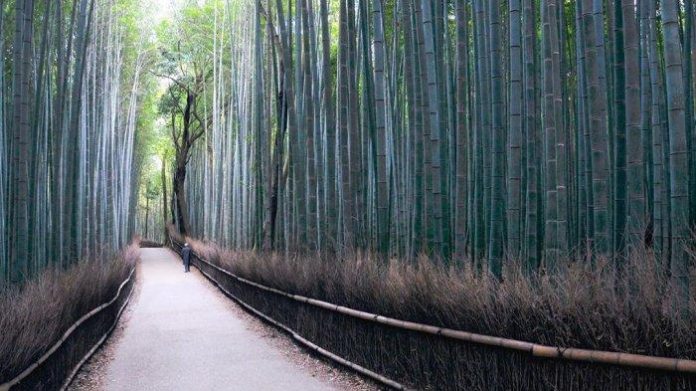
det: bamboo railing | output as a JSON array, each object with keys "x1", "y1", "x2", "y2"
[
  {"x1": 169, "y1": 238, "x2": 408, "y2": 389},
  {"x1": 0, "y1": 266, "x2": 136, "y2": 391},
  {"x1": 171, "y1": 240, "x2": 696, "y2": 376},
  {"x1": 194, "y1": 260, "x2": 407, "y2": 389}
]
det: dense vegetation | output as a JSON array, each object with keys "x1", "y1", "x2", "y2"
[
  {"x1": 0, "y1": 1, "x2": 160, "y2": 285},
  {"x1": 3, "y1": 0, "x2": 694, "y2": 296},
  {"x1": 178, "y1": 233, "x2": 696, "y2": 389},
  {"x1": 153, "y1": 0, "x2": 696, "y2": 313},
  {"x1": 0, "y1": 243, "x2": 137, "y2": 386},
  {"x1": 183, "y1": 233, "x2": 696, "y2": 360},
  {"x1": 2, "y1": 0, "x2": 696, "y2": 386}
]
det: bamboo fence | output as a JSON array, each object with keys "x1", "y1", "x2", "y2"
[
  {"x1": 169, "y1": 239, "x2": 696, "y2": 377},
  {"x1": 0, "y1": 266, "x2": 136, "y2": 391}
]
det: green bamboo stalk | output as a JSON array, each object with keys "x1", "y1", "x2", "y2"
[
  {"x1": 507, "y1": 0, "x2": 523, "y2": 261},
  {"x1": 454, "y1": 0, "x2": 469, "y2": 262},
  {"x1": 647, "y1": 0, "x2": 666, "y2": 259},
  {"x1": 487, "y1": 0, "x2": 504, "y2": 275},
  {"x1": 300, "y1": 0, "x2": 316, "y2": 250},
  {"x1": 612, "y1": 0, "x2": 627, "y2": 260},
  {"x1": 523, "y1": 0, "x2": 540, "y2": 271},
  {"x1": 419, "y1": 0, "x2": 444, "y2": 258},
  {"x1": 541, "y1": 0, "x2": 560, "y2": 265},
  {"x1": 582, "y1": 0, "x2": 610, "y2": 257},
  {"x1": 372, "y1": 0, "x2": 389, "y2": 256},
  {"x1": 622, "y1": 0, "x2": 644, "y2": 251},
  {"x1": 661, "y1": 0, "x2": 690, "y2": 314}
]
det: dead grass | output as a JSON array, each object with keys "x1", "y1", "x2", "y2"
[
  {"x1": 183, "y1": 238, "x2": 696, "y2": 360},
  {"x1": 169, "y1": 226, "x2": 696, "y2": 388},
  {"x1": 0, "y1": 244, "x2": 138, "y2": 384}
]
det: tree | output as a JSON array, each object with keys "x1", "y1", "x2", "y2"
[
  {"x1": 156, "y1": 38, "x2": 211, "y2": 235},
  {"x1": 161, "y1": 77, "x2": 207, "y2": 236}
]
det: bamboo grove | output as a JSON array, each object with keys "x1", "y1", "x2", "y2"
[
  {"x1": 0, "y1": 0, "x2": 154, "y2": 285},
  {"x1": 170, "y1": 0, "x2": 695, "y2": 293}
]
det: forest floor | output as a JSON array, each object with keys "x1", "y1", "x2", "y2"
[{"x1": 68, "y1": 248, "x2": 375, "y2": 391}]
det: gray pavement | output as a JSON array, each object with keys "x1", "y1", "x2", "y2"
[{"x1": 103, "y1": 248, "x2": 334, "y2": 391}]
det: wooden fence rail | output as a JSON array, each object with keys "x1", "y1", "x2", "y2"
[
  {"x1": 168, "y1": 239, "x2": 696, "y2": 376},
  {"x1": 0, "y1": 266, "x2": 136, "y2": 391}
]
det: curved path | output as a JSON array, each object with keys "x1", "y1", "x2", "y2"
[{"x1": 100, "y1": 248, "x2": 335, "y2": 391}]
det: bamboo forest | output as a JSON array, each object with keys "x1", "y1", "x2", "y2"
[{"x1": 2, "y1": 0, "x2": 696, "y2": 390}]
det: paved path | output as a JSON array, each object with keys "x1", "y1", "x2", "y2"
[{"x1": 102, "y1": 248, "x2": 334, "y2": 391}]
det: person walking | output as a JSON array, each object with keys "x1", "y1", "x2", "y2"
[{"x1": 181, "y1": 243, "x2": 191, "y2": 273}]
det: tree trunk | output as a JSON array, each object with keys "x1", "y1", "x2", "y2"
[
  {"x1": 174, "y1": 158, "x2": 191, "y2": 235},
  {"x1": 162, "y1": 154, "x2": 169, "y2": 238}
]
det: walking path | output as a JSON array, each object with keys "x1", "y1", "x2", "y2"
[{"x1": 99, "y1": 248, "x2": 336, "y2": 391}]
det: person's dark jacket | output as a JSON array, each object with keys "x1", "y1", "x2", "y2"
[{"x1": 182, "y1": 246, "x2": 191, "y2": 266}]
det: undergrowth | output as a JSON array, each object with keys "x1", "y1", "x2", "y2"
[
  {"x1": 169, "y1": 227, "x2": 696, "y2": 389},
  {"x1": 173, "y1": 230, "x2": 696, "y2": 360},
  {"x1": 0, "y1": 243, "x2": 138, "y2": 384}
]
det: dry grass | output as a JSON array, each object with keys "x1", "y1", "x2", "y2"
[
  {"x1": 0, "y1": 244, "x2": 138, "y2": 383},
  {"x1": 176, "y1": 232, "x2": 696, "y2": 361},
  {"x1": 170, "y1": 227, "x2": 696, "y2": 388}
]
